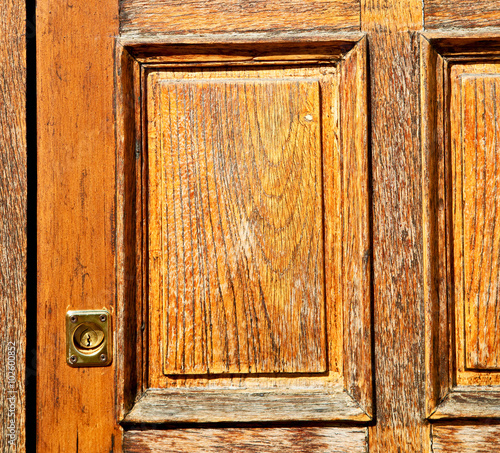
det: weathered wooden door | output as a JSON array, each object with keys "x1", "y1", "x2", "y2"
[{"x1": 36, "y1": 0, "x2": 500, "y2": 451}]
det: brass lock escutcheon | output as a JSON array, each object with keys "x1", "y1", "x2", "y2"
[{"x1": 66, "y1": 310, "x2": 112, "y2": 367}]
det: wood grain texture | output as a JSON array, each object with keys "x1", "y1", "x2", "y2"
[
  {"x1": 424, "y1": 32, "x2": 500, "y2": 57},
  {"x1": 148, "y1": 75, "x2": 326, "y2": 375},
  {"x1": 145, "y1": 63, "x2": 348, "y2": 392},
  {"x1": 122, "y1": 38, "x2": 359, "y2": 65},
  {"x1": 118, "y1": 41, "x2": 371, "y2": 427},
  {"x1": 425, "y1": 1, "x2": 500, "y2": 30},
  {"x1": 123, "y1": 387, "x2": 370, "y2": 423},
  {"x1": 450, "y1": 62, "x2": 500, "y2": 387},
  {"x1": 461, "y1": 75, "x2": 500, "y2": 371},
  {"x1": 0, "y1": 0, "x2": 26, "y2": 449},
  {"x1": 124, "y1": 427, "x2": 368, "y2": 452},
  {"x1": 362, "y1": 0, "x2": 426, "y2": 446},
  {"x1": 421, "y1": 35, "x2": 451, "y2": 417},
  {"x1": 120, "y1": 0, "x2": 359, "y2": 37},
  {"x1": 116, "y1": 46, "x2": 144, "y2": 419},
  {"x1": 362, "y1": 0, "x2": 422, "y2": 31},
  {"x1": 431, "y1": 389, "x2": 500, "y2": 419},
  {"x1": 432, "y1": 424, "x2": 500, "y2": 451},
  {"x1": 422, "y1": 41, "x2": 500, "y2": 418},
  {"x1": 340, "y1": 37, "x2": 372, "y2": 417},
  {"x1": 37, "y1": 0, "x2": 122, "y2": 449}
]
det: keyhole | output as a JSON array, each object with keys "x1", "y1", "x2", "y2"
[{"x1": 72, "y1": 323, "x2": 104, "y2": 352}]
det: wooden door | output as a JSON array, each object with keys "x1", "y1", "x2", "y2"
[{"x1": 35, "y1": 0, "x2": 500, "y2": 451}]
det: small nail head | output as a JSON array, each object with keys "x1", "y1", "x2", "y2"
[
  {"x1": 99, "y1": 314, "x2": 107, "y2": 322},
  {"x1": 69, "y1": 355, "x2": 77, "y2": 363},
  {"x1": 70, "y1": 315, "x2": 78, "y2": 323},
  {"x1": 100, "y1": 354, "x2": 107, "y2": 362}
]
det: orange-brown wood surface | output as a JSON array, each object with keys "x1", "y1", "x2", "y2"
[
  {"x1": 425, "y1": 1, "x2": 500, "y2": 29},
  {"x1": 1, "y1": 0, "x2": 26, "y2": 450},
  {"x1": 144, "y1": 61, "x2": 349, "y2": 393},
  {"x1": 432, "y1": 424, "x2": 500, "y2": 451},
  {"x1": 461, "y1": 74, "x2": 500, "y2": 371},
  {"x1": 449, "y1": 62, "x2": 500, "y2": 387},
  {"x1": 340, "y1": 38, "x2": 372, "y2": 416},
  {"x1": 32, "y1": 0, "x2": 500, "y2": 449},
  {"x1": 135, "y1": 51, "x2": 372, "y2": 424},
  {"x1": 120, "y1": 0, "x2": 359, "y2": 37},
  {"x1": 422, "y1": 37, "x2": 500, "y2": 423},
  {"x1": 421, "y1": 35, "x2": 450, "y2": 417},
  {"x1": 113, "y1": 40, "x2": 373, "y2": 428},
  {"x1": 36, "y1": 0, "x2": 122, "y2": 450},
  {"x1": 362, "y1": 0, "x2": 429, "y2": 451},
  {"x1": 148, "y1": 73, "x2": 326, "y2": 376},
  {"x1": 124, "y1": 427, "x2": 368, "y2": 452}
]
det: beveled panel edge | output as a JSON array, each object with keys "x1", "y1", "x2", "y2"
[
  {"x1": 422, "y1": 30, "x2": 500, "y2": 57},
  {"x1": 117, "y1": 32, "x2": 365, "y2": 66},
  {"x1": 429, "y1": 389, "x2": 500, "y2": 420},
  {"x1": 340, "y1": 36, "x2": 373, "y2": 418},
  {"x1": 122, "y1": 387, "x2": 371, "y2": 424},
  {"x1": 421, "y1": 33, "x2": 500, "y2": 419},
  {"x1": 115, "y1": 37, "x2": 372, "y2": 423}
]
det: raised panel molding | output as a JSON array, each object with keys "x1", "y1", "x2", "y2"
[
  {"x1": 461, "y1": 74, "x2": 500, "y2": 371},
  {"x1": 116, "y1": 35, "x2": 371, "y2": 424},
  {"x1": 422, "y1": 33, "x2": 500, "y2": 419},
  {"x1": 148, "y1": 75, "x2": 326, "y2": 376}
]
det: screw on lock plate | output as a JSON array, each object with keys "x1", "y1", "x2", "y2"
[{"x1": 66, "y1": 310, "x2": 112, "y2": 367}]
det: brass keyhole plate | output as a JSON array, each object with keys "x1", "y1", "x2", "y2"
[{"x1": 66, "y1": 310, "x2": 112, "y2": 367}]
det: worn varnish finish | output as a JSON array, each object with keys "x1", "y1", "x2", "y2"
[
  {"x1": 33, "y1": 0, "x2": 500, "y2": 450},
  {"x1": 124, "y1": 387, "x2": 369, "y2": 424},
  {"x1": 120, "y1": 0, "x2": 359, "y2": 37},
  {"x1": 148, "y1": 74, "x2": 326, "y2": 375},
  {"x1": 117, "y1": 41, "x2": 371, "y2": 425},
  {"x1": 431, "y1": 389, "x2": 500, "y2": 419},
  {"x1": 145, "y1": 62, "x2": 342, "y2": 390},
  {"x1": 422, "y1": 38, "x2": 500, "y2": 425},
  {"x1": 450, "y1": 62, "x2": 500, "y2": 387},
  {"x1": 363, "y1": 0, "x2": 427, "y2": 450},
  {"x1": 421, "y1": 35, "x2": 451, "y2": 418},
  {"x1": 425, "y1": 1, "x2": 500, "y2": 30},
  {"x1": 461, "y1": 75, "x2": 500, "y2": 371},
  {"x1": 340, "y1": 38, "x2": 372, "y2": 416},
  {"x1": 124, "y1": 427, "x2": 368, "y2": 452},
  {"x1": 0, "y1": 0, "x2": 26, "y2": 449},
  {"x1": 37, "y1": 0, "x2": 122, "y2": 449},
  {"x1": 432, "y1": 424, "x2": 500, "y2": 451}
]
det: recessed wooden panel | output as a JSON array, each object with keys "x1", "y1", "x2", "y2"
[
  {"x1": 118, "y1": 41, "x2": 370, "y2": 423},
  {"x1": 461, "y1": 75, "x2": 500, "y2": 371},
  {"x1": 422, "y1": 39, "x2": 500, "y2": 418},
  {"x1": 451, "y1": 63, "x2": 500, "y2": 386},
  {"x1": 148, "y1": 72, "x2": 326, "y2": 375}
]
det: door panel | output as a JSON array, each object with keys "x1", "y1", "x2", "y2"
[
  {"x1": 116, "y1": 38, "x2": 372, "y2": 426},
  {"x1": 148, "y1": 70, "x2": 327, "y2": 376},
  {"x1": 422, "y1": 36, "x2": 500, "y2": 423}
]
